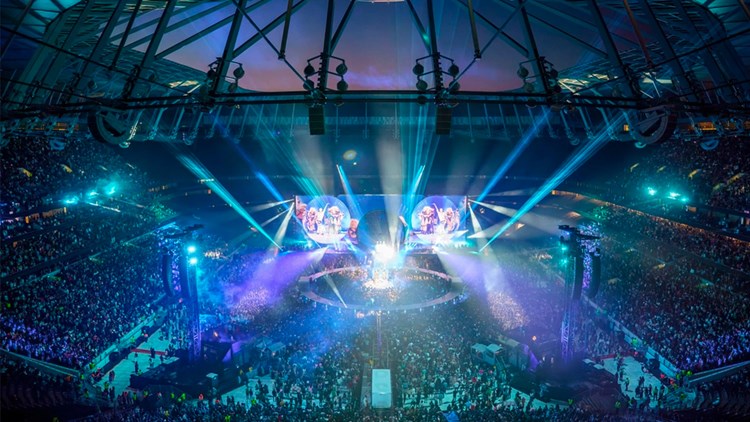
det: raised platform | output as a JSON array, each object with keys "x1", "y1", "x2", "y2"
[{"x1": 298, "y1": 266, "x2": 467, "y2": 312}]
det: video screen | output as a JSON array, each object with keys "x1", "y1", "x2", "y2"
[
  {"x1": 294, "y1": 195, "x2": 467, "y2": 246},
  {"x1": 409, "y1": 196, "x2": 468, "y2": 243},
  {"x1": 294, "y1": 196, "x2": 353, "y2": 244}
]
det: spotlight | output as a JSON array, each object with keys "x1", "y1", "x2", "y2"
[
  {"x1": 523, "y1": 82, "x2": 535, "y2": 93},
  {"x1": 304, "y1": 63, "x2": 316, "y2": 77},
  {"x1": 187, "y1": 245, "x2": 197, "y2": 254},
  {"x1": 449, "y1": 81, "x2": 460, "y2": 93},
  {"x1": 335, "y1": 62, "x2": 348, "y2": 76},
  {"x1": 303, "y1": 79, "x2": 315, "y2": 91},
  {"x1": 412, "y1": 63, "x2": 425, "y2": 76},
  {"x1": 337, "y1": 79, "x2": 349, "y2": 92},
  {"x1": 233, "y1": 64, "x2": 245, "y2": 79},
  {"x1": 448, "y1": 63, "x2": 459, "y2": 77},
  {"x1": 207, "y1": 68, "x2": 217, "y2": 79},
  {"x1": 416, "y1": 79, "x2": 428, "y2": 91},
  {"x1": 647, "y1": 187, "x2": 657, "y2": 196},
  {"x1": 517, "y1": 65, "x2": 529, "y2": 79},
  {"x1": 417, "y1": 95, "x2": 428, "y2": 105},
  {"x1": 373, "y1": 243, "x2": 395, "y2": 264},
  {"x1": 188, "y1": 257, "x2": 198, "y2": 266}
]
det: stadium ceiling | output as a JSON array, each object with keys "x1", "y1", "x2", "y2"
[{"x1": 1, "y1": 0, "x2": 748, "y2": 148}]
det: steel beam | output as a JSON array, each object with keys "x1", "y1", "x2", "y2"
[
  {"x1": 213, "y1": 0, "x2": 247, "y2": 93},
  {"x1": 330, "y1": 0, "x2": 357, "y2": 53},
  {"x1": 640, "y1": 0, "x2": 698, "y2": 101},
  {"x1": 279, "y1": 0, "x2": 295, "y2": 59},
  {"x1": 405, "y1": 0, "x2": 431, "y2": 53},
  {"x1": 232, "y1": 0, "x2": 311, "y2": 59},
  {"x1": 318, "y1": 0, "x2": 336, "y2": 92},
  {"x1": 587, "y1": 0, "x2": 636, "y2": 97},
  {"x1": 73, "y1": 0, "x2": 129, "y2": 94}
]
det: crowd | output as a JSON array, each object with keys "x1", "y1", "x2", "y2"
[
  {"x1": 1, "y1": 207, "x2": 158, "y2": 279},
  {"x1": 575, "y1": 205, "x2": 750, "y2": 372},
  {"x1": 0, "y1": 235, "x2": 164, "y2": 368},
  {"x1": 589, "y1": 137, "x2": 750, "y2": 212},
  {"x1": 1, "y1": 135, "x2": 157, "y2": 213}
]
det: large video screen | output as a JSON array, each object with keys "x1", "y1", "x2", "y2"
[
  {"x1": 409, "y1": 195, "x2": 468, "y2": 243},
  {"x1": 294, "y1": 195, "x2": 467, "y2": 245}
]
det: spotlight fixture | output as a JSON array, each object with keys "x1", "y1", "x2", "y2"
[
  {"x1": 448, "y1": 63, "x2": 460, "y2": 77},
  {"x1": 335, "y1": 63, "x2": 348, "y2": 76},
  {"x1": 337, "y1": 79, "x2": 348, "y2": 92},
  {"x1": 232, "y1": 64, "x2": 245, "y2": 79},
  {"x1": 523, "y1": 82, "x2": 535, "y2": 93},
  {"x1": 517, "y1": 65, "x2": 529, "y2": 79},
  {"x1": 413, "y1": 63, "x2": 425, "y2": 76},
  {"x1": 416, "y1": 79, "x2": 428, "y2": 92},
  {"x1": 304, "y1": 63, "x2": 316, "y2": 77},
  {"x1": 303, "y1": 79, "x2": 315, "y2": 91}
]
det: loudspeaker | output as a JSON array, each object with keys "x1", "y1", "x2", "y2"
[
  {"x1": 161, "y1": 254, "x2": 174, "y2": 296},
  {"x1": 572, "y1": 255, "x2": 584, "y2": 300},
  {"x1": 436, "y1": 106, "x2": 453, "y2": 135},
  {"x1": 308, "y1": 106, "x2": 325, "y2": 135},
  {"x1": 588, "y1": 255, "x2": 601, "y2": 298}
]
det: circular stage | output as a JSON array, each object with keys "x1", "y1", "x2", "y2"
[{"x1": 298, "y1": 264, "x2": 467, "y2": 312}]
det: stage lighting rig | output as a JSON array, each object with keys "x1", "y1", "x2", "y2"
[
  {"x1": 516, "y1": 57, "x2": 562, "y2": 100},
  {"x1": 205, "y1": 58, "x2": 246, "y2": 94}
]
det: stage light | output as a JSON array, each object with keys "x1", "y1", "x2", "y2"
[
  {"x1": 413, "y1": 63, "x2": 425, "y2": 76},
  {"x1": 63, "y1": 196, "x2": 79, "y2": 205},
  {"x1": 304, "y1": 63, "x2": 316, "y2": 77},
  {"x1": 523, "y1": 82, "x2": 535, "y2": 93},
  {"x1": 335, "y1": 62, "x2": 348, "y2": 76},
  {"x1": 303, "y1": 79, "x2": 315, "y2": 91},
  {"x1": 680, "y1": 197, "x2": 689, "y2": 203},
  {"x1": 188, "y1": 257, "x2": 198, "y2": 266},
  {"x1": 448, "y1": 63, "x2": 459, "y2": 77},
  {"x1": 517, "y1": 65, "x2": 529, "y2": 79},
  {"x1": 88, "y1": 191, "x2": 98, "y2": 197},
  {"x1": 343, "y1": 149, "x2": 357, "y2": 161},
  {"x1": 668, "y1": 192, "x2": 680, "y2": 199},
  {"x1": 187, "y1": 245, "x2": 197, "y2": 254},
  {"x1": 374, "y1": 243, "x2": 395, "y2": 264},
  {"x1": 337, "y1": 79, "x2": 348, "y2": 92},
  {"x1": 416, "y1": 79, "x2": 428, "y2": 92},
  {"x1": 233, "y1": 64, "x2": 245, "y2": 79},
  {"x1": 647, "y1": 187, "x2": 657, "y2": 196}
]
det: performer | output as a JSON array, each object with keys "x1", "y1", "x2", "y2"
[
  {"x1": 418, "y1": 205, "x2": 437, "y2": 234},
  {"x1": 327, "y1": 205, "x2": 344, "y2": 234},
  {"x1": 443, "y1": 207, "x2": 459, "y2": 233},
  {"x1": 304, "y1": 208, "x2": 319, "y2": 233}
]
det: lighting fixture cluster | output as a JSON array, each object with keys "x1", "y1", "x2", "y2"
[
  {"x1": 202, "y1": 58, "x2": 246, "y2": 96},
  {"x1": 412, "y1": 54, "x2": 461, "y2": 97},
  {"x1": 302, "y1": 55, "x2": 349, "y2": 96},
  {"x1": 516, "y1": 57, "x2": 562, "y2": 96}
]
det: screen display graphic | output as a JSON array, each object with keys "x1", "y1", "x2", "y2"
[{"x1": 295, "y1": 196, "x2": 352, "y2": 244}]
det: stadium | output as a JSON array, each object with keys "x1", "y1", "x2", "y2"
[{"x1": 1, "y1": 1, "x2": 749, "y2": 421}]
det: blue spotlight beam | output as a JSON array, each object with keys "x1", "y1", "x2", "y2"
[
  {"x1": 475, "y1": 108, "x2": 550, "y2": 205},
  {"x1": 480, "y1": 120, "x2": 615, "y2": 251},
  {"x1": 336, "y1": 165, "x2": 363, "y2": 218},
  {"x1": 174, "y1": 151, "x2": 280, "y2": 248}
]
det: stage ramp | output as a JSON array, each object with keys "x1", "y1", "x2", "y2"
[{"x1": 371, "y1": 369, "x2": 392, "y2": 409}]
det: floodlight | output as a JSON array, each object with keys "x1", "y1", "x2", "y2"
[
  {"x1": 335, "y1": 62, "x2": 348, "y2": 75},
  {"x1": 233, "y1": 64, "x2": 245, "y2": 79},
  {"x1": 188, "y1": 257, "x2": 198, "y2": 265},
  {"x1": 412, "y1": 63, "x2": 425, "y2": 76},
  {"x1": 187, "y1": 245, "x2": 197, "y2": 254}
]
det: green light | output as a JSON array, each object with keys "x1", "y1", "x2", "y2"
[
  {"x1": 647, "y1": 187, "x2": 657, "y2": 196},
  {"x1": 668, "y1": 192, "x2": 680, "y2": 199}
]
